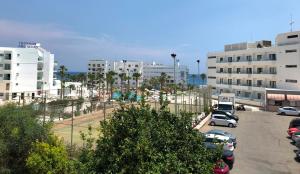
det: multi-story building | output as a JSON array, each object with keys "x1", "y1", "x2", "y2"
[
  {"x1": 0, "y1": 42, "x2": 59, "y2": 101},
  {"x1": 143, "y1": 62, "x2": 189, "y2": 85},
  {"x1": 88, "y1": 60, "x2": 189, "y2": 89},
  {"x1": 207, "y1": 30, "x2": 300, "y2": 108},
  {"x1": 87, "y1": 60, "x2": 143, "y2": 88}
]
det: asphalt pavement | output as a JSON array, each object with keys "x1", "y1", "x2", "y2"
[{"x1": 200, "y1": 111, "x2": 300, "y2": 174}]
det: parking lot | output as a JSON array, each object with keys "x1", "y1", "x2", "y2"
[{"x1": 200, "y1": 111, "x2": 300, "y2": 174}]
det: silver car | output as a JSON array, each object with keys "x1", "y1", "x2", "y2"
[
  {"x1": 278, "y1": 107, "x2": 300, "y2": 116},
  {"x1": 210, "y1": 114, "x2": 237, "y2": 128}
]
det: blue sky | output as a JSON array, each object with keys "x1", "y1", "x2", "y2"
[{"x1": 0, "y1": 0, "x2": 299, "y2": 73}]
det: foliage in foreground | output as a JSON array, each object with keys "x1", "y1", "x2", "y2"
[
  {"x1": 90, "y1": 104, "x2": 221, "y2": 173},
  {"x1": 0, "y1": 104, "x2": 51, "y2": 173}
]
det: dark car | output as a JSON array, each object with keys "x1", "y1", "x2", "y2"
[
  {"x1": 212, "y1": 110, "x2": 239, "y2": 122},
  {"x1": 289, "y1": 118, "x2": 300, "y2": 128},
  {"x1": 204, "y1": 142, "x2": 235, "y2": 169},
  {"x1": 296, "y1": 149, "x2": 300, "y2": 160}
]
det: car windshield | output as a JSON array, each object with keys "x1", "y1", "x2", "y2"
[
  {"x1": 205, "y1": 138, "x2": 223, "y2": 143},
  {"x1": 218, "y1": 104, "x2": 233, "y2": 110}
]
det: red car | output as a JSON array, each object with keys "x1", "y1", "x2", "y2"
[
  {"x1": 214, "y1": 160, "x2": 230, "y2": 174},
  {"x1": 287, "y1": 127, "x2": 300, "y2": 137}
]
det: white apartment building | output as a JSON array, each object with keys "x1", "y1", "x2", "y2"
[
  {"x1": 88, "y1": 60, "x2": 189, "y2": 89},
  {"x1": 143, "y1": 62, "x2": 189, "y2": 85},
  {"x1": 88, "y1": 60, "x2": 143, "y2": 88},
  {"x1": 0, "y1": 42, "x2": 59, "y2": 101},
  {"x1": 207, "y1": 30, "x2": 300, "y2": 107}
]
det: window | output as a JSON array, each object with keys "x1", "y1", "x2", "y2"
[
  {"x1": 0, "y1": 74, "x2": 3, "y2": 77},
  {"x1": 228, "y1": 68, "x2": 232, "y2": 74},
  {"x1": 220, "y1": 57, "x2": 223, "y2": 62},
  {"x1": 269, "y1": 67, "x2": 276, "y2": 74},
  {"x1": 220, "y1": 78, "x2": 223, "y2": 84},
  {"x1": 4, "y1": 74, "x2": 10, "y2": 80},
  {"x1": 16, "y1": 83, "x2": 18, "y2": 86},
  {"x1": 246, "y1": 55, "x2": 252, "y2": 61},
  {"x1": 286, "y1": 65, "x2": 297, "y2": 68},
  {"x1": 287, "y1": 34, "x2": 298, "y2": 38},
  {"x1": 236, "y1": 56, "x2": 241, "y2": 62},
  {"x1": 208, "y1": 56, "x2": 216, "y2": 59},
  {"x1": 286, "y1": 49, "x2": 297, "y2": 53},
  {"x1": 228, "y1": 57, "x2": 232, "y2": 62},
  {"x1": 17, "y1": 63, "x2": 19, "y2": 66},
  {"x1": 236, "y1": 68, "x2": 241, "y2": 73},
  {"x1": 0, "y1": 54, "x2": 3, "y2": 57},
  {"x1": 0, "y1": 93, "x2": 4, "y2": 97},
  {"x1": 97, "y1": 64, "x2": 100, "y2": 67},
  {"x1": 269, "y1": 54, "x2": 276, "y2": 60},
  {"x1": 228, "y1": 79, "x2": 232, "y2": 85},
  {"x1": 257, "y1": 55, "x2": 262, "y2": 61},
  {"x1": 237, "y1": 79, "x2": 241, "y2": 85},
  {"x1": 92, "y1": 64, "x2": 96, "y2": 67},
  {"x1": 4, "y1": 64, "x2": 11, "y2": 70},
  {"x1": 236, "y1": 91, "x2": 241, "y2": 96},
  {"x1": 257, "y1": 68, "x2": 263, "y2": 74},
  {"x1": 220, "y1": 68, "x2": 223, "y2": 73},
  {"x1": 245, "y1": 92, "x2": 251, "y2": 98},
  {"x1": 208, "y1": 66, "x2": 216, "y2": 69},
  {"x1": 286, "y1": 79, "x2": 297, "y2": 83},
  {"x1": 102, "y1": 64, "x2": 105, "y2": 66},
  {"x1": 17, "y1": 54, "x2": 20, "y2": 57},
  {"x1": 135, "y1": 65, "x2": 139, "y2": 67},
  {"x1": 246, "y1": 80, "x2": 252, "y2": 86},
  {"x1": 257, "y1": 80, "x2": 262, "y2": 87},
  {"x1": 128, "y1": 65, "x2": 131, "y2": 67},
  {"x1": 208, "y1": 76, "x2": 216, "y2": 79},
  {"x1": 246, "y1": 68, "x2": 252, "y2": 74},
  {"x1": 269, "y1": 81, "x2": 276, "y2": 88},
  {"x1": 0, "y1": 64, "x2": 3, "y2": 67},
  {"x1": 257, "y1": 93, "x2": 262, "y2": 99},
  {"x1": 4, "y1": 53, "x2": 11, "y2": 60}
]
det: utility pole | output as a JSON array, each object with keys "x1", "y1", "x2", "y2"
[
  {"x1": 71, "y1": 100, "x2": 74, "y2": 150},
  {"x1": 171, "y1": 53, "x2": 177, "y2": 115}
]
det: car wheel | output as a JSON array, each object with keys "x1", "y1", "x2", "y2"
[
  {"x1": 228, "y1": 123, "x2": 234, "y2": 128},
  {"x1": 281, "y1": 112, "x2": 286, "y2": 115},
  {"x1": 210, "y1": 121, "x2": 215, "y2": 126}
]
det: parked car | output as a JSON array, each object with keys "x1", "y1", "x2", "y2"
[
  {"x1": 291, "y1": 132, "x2": 300, "y2": 142},
  {"x1": 287, "y1": 127, "x2": 300, "y2": 137},
  {"x1": 278, "y1": 107, "x2": 300, "y2": 116},
  {"x1": 212, "y1": 110, "x2": 239, "y2": 122},
  {"x1": 206, "y1": 129, "x2": 237, "y2": 147},
  {"x1": 210, "y1": 114, "x2": 237, "y2": 128},
  {"x1": 205, "y1": 134, "x2": 235, "y2": 151},
  {"x1": 289, "y1": 118, "x2": 300, "y2": 128},
  {"x1": 213, "y1": 160, "x2": 230, "y2": 174},
  {"x1": 204, "y1": 142, "x2": 235, "y2": 169},
  {"x1": 295, "y1": 138, "x2": 300, "y2": 149},
  {"x1": 217, "y1": 102, "x2": 235, "y2": 114},
  {"x1": 236, "y1": 104, "x2": 246, "y2": 111}
]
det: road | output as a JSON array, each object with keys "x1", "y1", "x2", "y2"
[{"x1": 200, "y1": 111, "x2": 300, "y2": 174}]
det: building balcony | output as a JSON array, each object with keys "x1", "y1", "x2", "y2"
[{"x1": 216, "y1": 82, "x2": 274, "y2": 91}]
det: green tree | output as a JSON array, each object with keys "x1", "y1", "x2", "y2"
[
  {"x1": 87, "y1": 73, "x2": 96, "y2": 98},
  {"x1": 191, "y1": 74, "x2": 196, "y2": 87},
  {"x1": 58, "y1": 65, "x2": 68, "y2": 100},
  {"x1": 200, "y1": 73, "x2": 207, "y2": 88},
  {"x1": 0, "y1": 104, "x2": 50, "y2": 173},
  {"x1": 96, "y1": 71, "x2": 104, "y2": 101},
  {"x1": 118, "y1": 73, "x2": 126, "y2": 94},
  {"x1": 159, "y1": 72, "x2": 168, "y2": 90},
  {"x1": 77, "y1": 73, "x2": 87, "y2": 98},
  {"x1": 106, "y1": 71, "x2": 117, "y2": 100},
  {"x1": 26, "y1": 136, "x2": 76, "y2": 174},
  {"x1": 132, "y1": 72, "x2": 141, "y2": 98},
  {"x1": 90, "y1": 104, "x2": 221, "y2": 173}
]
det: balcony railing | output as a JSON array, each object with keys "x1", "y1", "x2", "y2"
[
  {"x1": 216, "y1": 71, "x2": 277, "y2": 75},
  {"x1": 216, "y1": 82, "x2": 276, "y2": 88},
  {"x1": 216, "y1": 56, "x2": 276, "y2": 63}
]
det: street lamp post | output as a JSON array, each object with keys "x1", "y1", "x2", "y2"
[
  {"x1": 171, "y1": 53, "x2": 177, "y2": 115},
  {"x1": 196, "y1": 59, "x2": 201, "y2": 113}
]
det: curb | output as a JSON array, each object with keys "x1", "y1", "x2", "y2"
[{"x1": 194, "y1": 113, "x2": 211, "y2": 130}]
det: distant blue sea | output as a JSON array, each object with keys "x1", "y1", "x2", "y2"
[{"x1": 56, "y1": 72, "x2": 207, "y2": 86}]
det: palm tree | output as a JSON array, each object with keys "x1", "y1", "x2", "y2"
[
  {"x1": 77, "y1": 73, "x2": 86, "y2": 98},
  {"x1": 159, "y1": 72, "x2": 168, "y2": 91},
  {"x1": 132, "y1": 72, "x2": 141, "y2": 95},
  {"x1": 191, "y1": 74, "x2": 197, "y2": 87},
  {"x1": 118, "y1": 73, "x2": 126, "y2": 94},
  {"x1": 87, "y1": 73, "x2": 96, "y2": 98},
  {"x1": 149, "y1": 77, "x2": 159, "y2": 90},
  {"x1": 106, "y1": 71, "x2": 117, "y2": 100},
  {"x1": 200, "y1": 73, "x2": 207, "y2": 88},
  {"x1": 125, "y1": 75, "x2": 131, "y2": 93},
  {"x1": 58, "y1": 65, "x2": 68, "y2": 100},
  {"x1": 96, "y1": 71, "x2": 104, "y2": 101}
]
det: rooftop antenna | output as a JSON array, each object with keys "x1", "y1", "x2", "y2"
[{"x1": 289, "y1": 14, "x2": 295, "y2": 32}]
